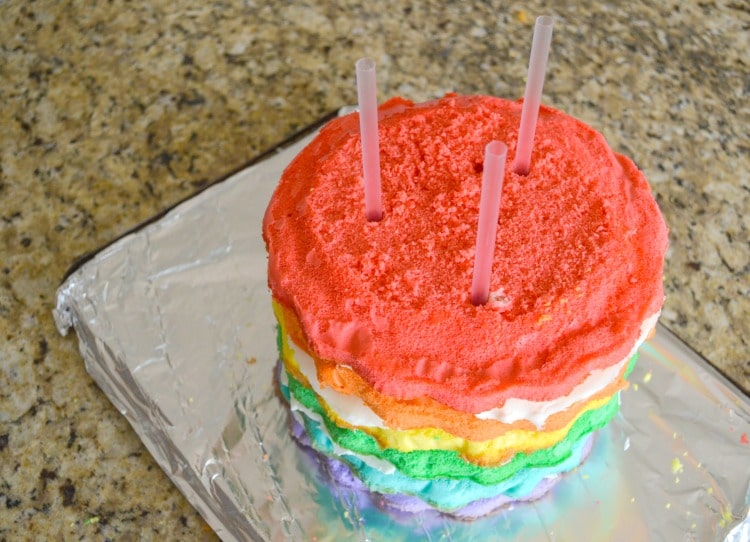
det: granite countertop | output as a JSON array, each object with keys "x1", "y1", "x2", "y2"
[{"x1": 1, "y1": 0, "x2": 748, "y2": 539}]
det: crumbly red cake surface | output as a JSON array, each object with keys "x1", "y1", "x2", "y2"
[{"x1": 263, "y1": 94, "x2": 667, "y2": 413}]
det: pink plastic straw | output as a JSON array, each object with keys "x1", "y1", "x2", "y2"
[
  {"x1": 471, "y1": 141, "x2": 508, "y2": 306},
  {"x1": 356, "y1": 58, "x2": 383, "y2": 221},
  {"x1": 513, "y1": 15, "x2": 554, "y2": 175}
]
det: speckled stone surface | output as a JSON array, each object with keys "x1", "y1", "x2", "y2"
[{"x1": 1, "y1": 0, "x2": 748, "y2": 539}]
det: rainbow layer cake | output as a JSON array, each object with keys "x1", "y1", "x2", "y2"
[{"x1": 263, "y1": 94, "x2": 668, "y2": 517}]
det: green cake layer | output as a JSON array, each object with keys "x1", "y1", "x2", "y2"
[{"x1": 285, "y1": 370, "x2": 621, "y2": 485}]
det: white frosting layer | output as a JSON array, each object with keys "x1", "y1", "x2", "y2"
[
  {"x1": 280, "y1": 369, "x2": 397, "y2": 474},
  {"x1": 286, "y1": 312, "x2": 659, "y2": 430},
  {"x1": 289, "y1": 337, "x2": 385, "y2": 427},
  {"x1": 475, "y1": 359, "x2": 625, "y2": 426},
  {"x1": 477, "y1": 312, "x2": 658, "y2": 427}
]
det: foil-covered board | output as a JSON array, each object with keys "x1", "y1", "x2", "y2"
[{"x1": 55, "y1": 115, "x2": 750, "y2": 542}]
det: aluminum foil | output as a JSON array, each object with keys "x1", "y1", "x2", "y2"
[{"x1": 55, "y1": 117, "x2": 750, "y2": 542}]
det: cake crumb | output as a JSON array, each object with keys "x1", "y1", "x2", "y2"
[
  {"x1": 719, "y1": 507, "x2": 733, "y2": 528},
  {"x1": 741, "y1": 432, "x2": 748, "y2": 445},
  {"x1": 488, "y1": 288, "x2": 511, "y2": 310},
  {"x1": 642, "y1": 371, "x2": 652, "y2": 383},
  {"x1": 671, "y1": 458, "x2": 684, "y2": 475},
  {"x1": 665, "y1": 503, "x2": 671, "y2": 510}
]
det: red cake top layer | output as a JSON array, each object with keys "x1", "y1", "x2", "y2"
[{"x1": 263, "y1": 94, "x2": 668, "y2": 413}]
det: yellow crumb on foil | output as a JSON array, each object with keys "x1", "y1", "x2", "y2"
[
  {"x1": 671, "y1": 458, "x2": 684, "y2": 474},
  {"x1": 642, "y1": 371, "x2": 652, "y2": 383},
  {"x1": 665, "y1": 503, "x2": 671, "y2": 510},
  {"x1": 707, "y1": 487, "x2": 714, "y2": 495},
  {"x1": 719, "y1": 508, "x2": 734, "y2": 528},
  {"x1": 516, "y1": 10, "x2": 529, "y2": 24},
  {"x1": 633, "y1": 383, "x2": 639, "y2": 391}
]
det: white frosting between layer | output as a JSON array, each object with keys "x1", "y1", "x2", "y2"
[
  {"x1": 288, "y1": 337, "x2": 386, "y2": 427},
  {"x1": 280, "y1": 369, "x2": 397, "y2": 474},
  {"x1": 477, "y1": 311, "x2": 658, "y2": 426},
  {"x1": 286, "y1": 311, "x2": 660, "y2": 430}
]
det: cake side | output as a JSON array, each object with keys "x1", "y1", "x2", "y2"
[{"x1": 263, "y1": 93, "x2": 667, "y2": 517}]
